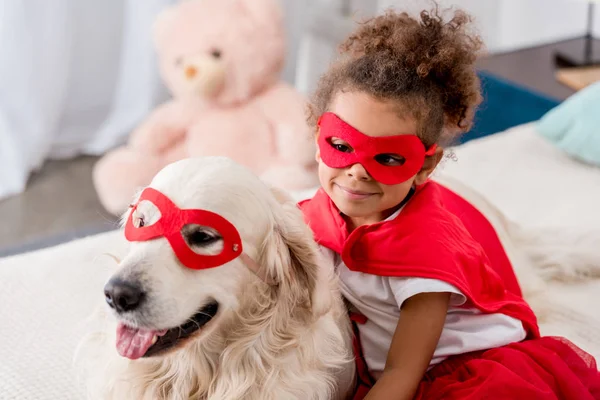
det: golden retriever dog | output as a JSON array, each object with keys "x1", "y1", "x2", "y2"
[{"x1": 75, "y1": 157, "x2": 355, "y2": 400}]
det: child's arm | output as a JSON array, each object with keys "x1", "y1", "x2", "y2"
[{"x1": 364, "y1": 292, "x2": 451, "y2": 400}]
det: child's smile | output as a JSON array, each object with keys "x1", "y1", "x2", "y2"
[{"x1": 334, "y1": 183, "x2": 380, "y2": 201}]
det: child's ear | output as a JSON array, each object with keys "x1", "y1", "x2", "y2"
[
  {"x1": 414, "y1": 147, "x2": 444, "y2": 185},
  {"x1": 314, "y1": 130, "x2": 321, "y2": 163}
]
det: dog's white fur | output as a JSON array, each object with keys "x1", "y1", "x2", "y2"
[{"x1": 75, "y1": 157, "x2": 356, "y2": 400}]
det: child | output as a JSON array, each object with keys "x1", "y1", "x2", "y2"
[{"x1": 299, "y1": 7, "x2": 600, "y2": 400}]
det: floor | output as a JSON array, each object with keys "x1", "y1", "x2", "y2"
[
  {"x1": 0, "y1": 156, "x2": 118, "y2": 256},
  {"x1": 0, "y1": 37, "x2": 598, "y2": 257}
]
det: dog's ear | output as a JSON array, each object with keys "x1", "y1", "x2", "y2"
[{"x1": 260, "y1": 187, "x2": 332, "y2": 318}]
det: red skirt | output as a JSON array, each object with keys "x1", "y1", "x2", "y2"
[{"x1": 352, "y1": 336, "x2": 600, "y2": 400}]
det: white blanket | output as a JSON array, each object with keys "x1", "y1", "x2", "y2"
[
  {"x1": 1, "y1": 123, "x2": 599, "y2": 399},
  {"x1": 436, "y1": 123, "x2": 600, "y2": 230},
  {"x1": 436, "y1": 123, "x2": 600, "y2": 358}
]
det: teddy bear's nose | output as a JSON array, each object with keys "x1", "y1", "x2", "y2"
[{"x1": 185, "y1": 66, "x2": 198, "y2": 79}]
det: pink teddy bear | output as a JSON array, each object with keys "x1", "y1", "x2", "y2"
[{"x1": 93, "y1": 0, "x2": 318, "y2": 215}]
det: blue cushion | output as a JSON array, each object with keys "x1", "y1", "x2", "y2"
[
  {"x1": 460, "y1": 71, "x2": 561, "y2": 144},
  {"x1": 537, "y1": 80, "x2": 600, "y2": 166}
]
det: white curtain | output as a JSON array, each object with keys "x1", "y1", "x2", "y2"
[{"x1": 0, "y1": 0, "x2": 175, "y2": 200}]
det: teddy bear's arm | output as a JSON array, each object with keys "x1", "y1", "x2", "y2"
[
  {"x1": 258, "y1": 83, "x2": 316, "y2": 165},
  {"x1": 129, "y1": 100, "x2": 197, "y2": 155},
  {"x1": 256, "y1": 83, "x2": 320, "y2": 190}
]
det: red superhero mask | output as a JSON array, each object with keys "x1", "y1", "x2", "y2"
[
  {"x1": 317, "y1": 112, "x2": 437, "y2": 185},
  {"x1": 124, "y1": 187, "x2": 243, "y2": 270}
]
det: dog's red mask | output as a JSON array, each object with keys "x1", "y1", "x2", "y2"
[
  {"x1": 124, "y1": 188, "x2": 242, "y2": 270},
  {"x1": 317, "y1": 112, "x2": 437, "y2": 185}
]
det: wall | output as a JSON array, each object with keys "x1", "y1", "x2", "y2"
[
  {"x1": 596, "y1": 1, "x2": 600, "y2": 36},
  {"x1": 292, "y1": 0, "x2": 600, "y2": 90},
  {"x1": 196, "y1": 0, "x2": 600, "y2": 89},
  {"x1": 376, "y1": 0, "x2": 503, "y2": 51},
  {"x1": 280, "y1": 0, "x2": 310, "y2": 84},
  {"x1": 377, "y1": 0, "x2": 599, "y2": 53},
  {"x1": 493, "y1": 0, "x2": 598, "y2": 53}
]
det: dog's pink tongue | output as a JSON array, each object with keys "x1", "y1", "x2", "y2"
[{"x1": 116, "y1": 323, "x2": 166, "y2": 360}]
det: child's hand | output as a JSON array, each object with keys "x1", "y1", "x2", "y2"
[{"x1": 364, "y1": 292, "x2": 451, "y2": 400}]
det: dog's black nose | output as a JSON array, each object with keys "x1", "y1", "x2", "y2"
[{"x1": 104, "y1": 278, "x2": 144, "y2": 313}]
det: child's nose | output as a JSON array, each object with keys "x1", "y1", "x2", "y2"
[{"x1": 346, "y1": 163, "x2": 371, "y2": 181}]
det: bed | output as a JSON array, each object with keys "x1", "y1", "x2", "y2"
[{"x1": 1, "y1": 122, "x2": 599, "y2": 399}]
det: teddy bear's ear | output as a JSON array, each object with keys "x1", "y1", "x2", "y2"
[
  {"x1": 234, "y1": 0, "x2": 283, "y2": 28},
  {"x1": 153, "y1": 5, "x2": 179, "y2": 50}
]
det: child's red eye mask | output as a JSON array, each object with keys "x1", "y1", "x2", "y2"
[
  {"x1": 317, "y1": 112, "x2": 437, "y2": 185},
  {"x1": 124, "y1": 187, "x2": 243, "y2": 270}
]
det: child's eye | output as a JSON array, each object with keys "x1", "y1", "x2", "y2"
[
  {"x1": 329, "y1": 139, "x2": 353, "y2": 153},
  {"x1": 333, "y1": 143, "x2": 352, "y2": 153},
  {"x1": 374, "y1": 153, "x2": 406, "y2": 166}
]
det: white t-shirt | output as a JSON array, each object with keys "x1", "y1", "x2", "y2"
[{"x1": 322, "y1": 209, "x2": 527, "y2": 380}]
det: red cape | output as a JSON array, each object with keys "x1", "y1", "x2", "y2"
[{"x1": 299, "y1": 181, "x2": 540, "y2": 338}]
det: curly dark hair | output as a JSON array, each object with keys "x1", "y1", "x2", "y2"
[{"x1": 307, "y1": 6, "x2": 484, "y2": 146}]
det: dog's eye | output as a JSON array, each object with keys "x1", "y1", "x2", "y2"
[
  {"x1": 187, "y1": 231, "x2": 219, "y2": 246},
  {"x1": 133, "y1": 213, "x2": 145, "y2": 228},
  {"x1": 181, "y1": 224, "x2": 222, "y2": 249}
]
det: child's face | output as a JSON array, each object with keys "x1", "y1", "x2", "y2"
[{"x1": 316, "y1": 91, "x2": 437, "y2": 227}]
